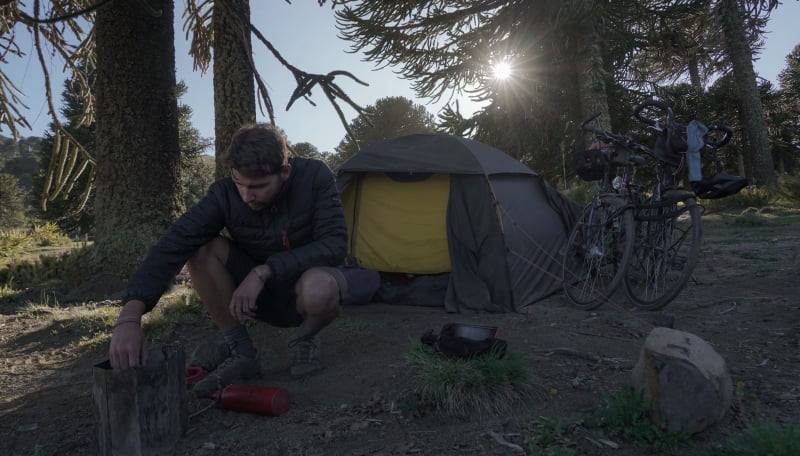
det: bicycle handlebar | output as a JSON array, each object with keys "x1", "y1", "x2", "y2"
[
  {"x1": 579, "y1": 112, "x2": 602, "y2": 131},
  {"x1": 581, "y1": 112, "x2": 649, "y2": 155},
  {"x1": 633, "y1": 99, "x2": 733, "y2": 148},
  {"x1": 704, "y1": 124, "x2": 733, "y2": 148},
  {"x1": 580, "y1": 100, "x2": 734, "y2": 166},
  {"x1": 633, "y1": 99, "x2": 672, "y2": 126}
]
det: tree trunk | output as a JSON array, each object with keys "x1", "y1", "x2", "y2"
[
  {"x1": 93, "y1": 0, "x2": 182, "y2": 276},
  {"x1": 213, "y1": 0, "x2": 256, "y2": 178},
  {"x1": 576, "y1": 38, "x2": 611, "y2": 135},
  {"x1": 737, "y1": 151, "x2": 746, "y2": 179},
  {"x1": 717, "y1": 0, "x2": 777, "y2": 188},
  {"x1": 688, "y1": 56, "x2": 702, "y2": 90},
  {"x1": 575, "y1": 16, "x2": 611, "y2": 150}
]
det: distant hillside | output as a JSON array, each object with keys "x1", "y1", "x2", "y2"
[{"x1": 0, "y1": 135, "x2": 43, "y2": 192}]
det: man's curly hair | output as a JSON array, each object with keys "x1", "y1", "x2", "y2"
[{"x1": 222, "y1": 123, "x2": 289, "y2": 177}]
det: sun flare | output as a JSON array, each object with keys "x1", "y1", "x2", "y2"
[{"x1": 492, "y1": 61, "x2": 512, "y2": 80}]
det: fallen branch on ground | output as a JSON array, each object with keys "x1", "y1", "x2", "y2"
[
  {"x1": 487, "y1": 431, "x2": 524, "y2": 453},
  {"x1": 536, "y1": 348, "x2": 631, "y2": 368}
]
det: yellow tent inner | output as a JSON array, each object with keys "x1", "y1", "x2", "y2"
[{"x1": 342, "y1": 173, "x2": 451, "y2": 274}]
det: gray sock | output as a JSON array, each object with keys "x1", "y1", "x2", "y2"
[
  {"x1": 223, "y1": 325, "x2": 257, "y2": 358},
  {"x1": 294, "y1": 321, "x2": 319, "y2": 341}
]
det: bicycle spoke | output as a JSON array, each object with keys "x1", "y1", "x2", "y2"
[
  {"x1": 563, "y1": 199, "x2": 634, "y2": 310},
  {"x1": 625, "y1": 201, "x2": 702, "y2": 310}
]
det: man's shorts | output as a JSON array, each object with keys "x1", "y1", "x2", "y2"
[{"x1": 225, "y1": 241, "x2": 347, "y2": 328}]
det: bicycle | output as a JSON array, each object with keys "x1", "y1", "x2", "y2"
[
  {"x1": 561, "y1": 113, "x2": 645, "y2": 310},
  {"x1": 623, "y1": 99, "x2": 734, "y2": 310}
]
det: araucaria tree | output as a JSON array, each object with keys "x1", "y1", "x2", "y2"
[
  {"x1": 210, "y1": 0, "x2": 255, "y2": 177},
  {"x1": 774, "y1": 44, "x2": 800, "y2": 174},
  {"x1": 330, "y1": 96, "x2": 437, "y2": 169},
  {"x1": 336, "y1": 0, "x2": 784, "y2": 187},
  {"x1": 716, "y1": 0, "x2": 777, "y2": 187},
  {"x1": 3, "y1": 0, "x2": 369, "y2": 282},
  {"x1": 336, "y1": 1, "x2": 625, "y2": 181},
  {"x1": 183, "y1": 0, "x2": 370, "y2": 178},
  {"x1": 93, "y1": 0, "x2": 183, "y2": 275}
]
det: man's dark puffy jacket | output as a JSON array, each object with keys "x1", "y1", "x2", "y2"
[{"x1": 123, "y1": 156, "x2": 348, "y2": 313}]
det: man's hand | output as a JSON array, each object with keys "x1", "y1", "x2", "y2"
[
  {"x1": 109, "y1": 300, "x2": 147, "y2": 369},
  {"x1": 230, "y1": 265, "x2": 269, "y2": 324}
]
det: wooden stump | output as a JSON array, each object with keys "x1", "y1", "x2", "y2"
[{"x1": 92, "y1": 346, "x2": 188, "y2": 456}]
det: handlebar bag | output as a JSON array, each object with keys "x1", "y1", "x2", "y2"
[
  {"x1": 573, "y1": 148, "x2": 608, "y2": 181},
  {"x1": 654, "y1": 123, "x2": 688, "y2": 166}
]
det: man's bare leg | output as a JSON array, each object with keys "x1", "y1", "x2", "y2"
[
  {"x1": 295, "y1": 267, "x2": 343, "y2": 336},
  {"x1": 187, "y1": 237, "x2": 259, "y2": 394},
  {"x1": 187, "y1": 237, "x2": 238, "y2": 331},
  {"x1": 289, "y1": 268, "x2": 342, "y2": 378}
]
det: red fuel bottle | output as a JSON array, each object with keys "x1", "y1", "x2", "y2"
[{"x1": 211, "y1": 384, "x2": 291, "y2": 416}]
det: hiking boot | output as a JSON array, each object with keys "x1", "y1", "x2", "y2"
[
  {"x1": 288, "y1": 333, "x2": 322, "y2": 379},
  {"x1": 188, "y1": 341, "x2": 230, "y2": 372},
  {"x1": 191, "y1": 351, "x2": 260, "y2": 398}
]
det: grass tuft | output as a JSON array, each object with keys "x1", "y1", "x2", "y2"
[
  {"x1": 709, "y1": 420, "x2": 800, "y2": 456},
  {"x1": 700, "y1": 186, "x2": 776, "y2": 213},
  {"x1": 583, "y1": 387, "x2": 689, "y2": 454},
  {"x1": 525, "y1": 397, "x2": 581, "y2": 455},
  {"x1": 405, "y1": 342, "x2": 537, "y2": 419},
  {"x1": 32, "y1": 444, "x2": 59, "y2": 456},
  {"x1": 143, "y1": 289, "x2": 206, "y2": 344},
  {"x1": 732, "y1": 212, "x2": 769, "y2": 226}
]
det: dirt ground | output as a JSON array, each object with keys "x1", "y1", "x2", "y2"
[{"x1": 1, "y1": 213, "x2": 798, "y2": 455}]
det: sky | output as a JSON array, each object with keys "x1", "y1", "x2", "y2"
[{"x1": 4, "y1": 0, "x2": 800, "y2": 153}]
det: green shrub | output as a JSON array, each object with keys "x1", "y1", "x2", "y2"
[
  {"x1": 0, "y1": 230, "x2": 30, "y2": 255},
  {"x1": 562, "y1": 181, "x2": 595, "y2": 206},
  {"x1": 29, "y1": 222, "x2": 72, "y2": 247},
  {"x1": 0, "y1": 246, "x2": 92, "y2": 290},
  {"x1": 0, "y1": 222, "x2": 73, "y2": 257},
  {"x1": 778, "y1": 174, "x2": 800, "y2": 207},
  {"x1": 0, "y1": 173, "x2": 27, "y2": 229}
]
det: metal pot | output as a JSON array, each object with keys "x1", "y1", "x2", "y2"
[{"x1": 452, "y1": 323, "x2": 498, "y2": 340}]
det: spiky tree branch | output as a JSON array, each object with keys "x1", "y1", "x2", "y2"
[{"x1": 182, "y1": 0, "x2": 369, "y2": 146}]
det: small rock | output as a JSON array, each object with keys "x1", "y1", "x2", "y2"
[{"x1": 631, "y1": 327, "x2": 733, "y2": 434}]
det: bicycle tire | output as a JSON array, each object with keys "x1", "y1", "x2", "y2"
[
  {"x1": 562, "y1": 198, "x2": 635, "y2": 310},
  {"x1": 624, "y1": 197, "x2": 702, "y2": 310}
]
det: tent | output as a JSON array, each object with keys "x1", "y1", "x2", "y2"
[{"x1": 335, "y1": 133, "x2": 580, "y2": 313}]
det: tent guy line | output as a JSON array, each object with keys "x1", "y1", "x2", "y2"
[{"x1": 499, "y1": 204, "x2": 655, "y2": 329}]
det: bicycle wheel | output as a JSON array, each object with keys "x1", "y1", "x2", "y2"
[
  {"x1": 562, "y1": 197, "x2": 635, "y2": 310},
  {"x1": 624, "y1": 197, "x2": 702, "y2": 310}
]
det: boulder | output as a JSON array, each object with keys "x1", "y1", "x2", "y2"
[{"x1": 631, "y1": 327, "x2": 733, "y2": 434}]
